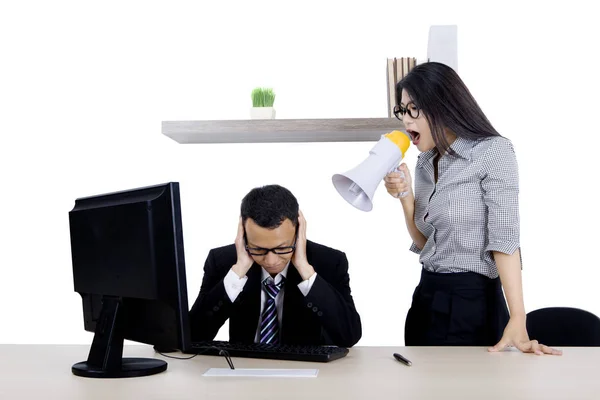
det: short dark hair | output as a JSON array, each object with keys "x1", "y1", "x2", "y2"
[
  {"x1": 241, "y1": 185, "x2": 299, "y2": 229},
  {"x1": 397, "y1": 62, "x2": 501, "y2": 156}
]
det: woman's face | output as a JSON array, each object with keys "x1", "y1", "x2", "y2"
[{"x1": 400, "y1": 90, "x2": 436, "y2": 153}]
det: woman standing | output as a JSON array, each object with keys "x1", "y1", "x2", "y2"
[{"x1": 384, "y1": 62, "x2": 560, "y2": 355}]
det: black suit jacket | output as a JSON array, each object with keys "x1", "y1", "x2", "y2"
[{"x1": 189, "y1": 240, "x2": 362, "y2": 347}]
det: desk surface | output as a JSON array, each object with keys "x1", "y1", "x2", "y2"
[{"x1": 0, "y1": 345, "x2": 598, "y2": 400}]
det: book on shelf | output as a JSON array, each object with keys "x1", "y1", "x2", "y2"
[{"x1": 386, "y1": 57, "x2": 418, "y2": 118}]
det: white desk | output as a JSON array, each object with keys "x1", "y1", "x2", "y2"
[{"x1": 0, "y1": 345, "x2": 598, "y2": 399}]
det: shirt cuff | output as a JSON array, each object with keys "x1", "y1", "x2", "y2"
[
  {"x1": 297, "y1": 272, "x2": 318, "y2": 296},
  {"x1": 486, "y1": 243, "x2": 523, "y2": 267},
  {"x1": 224, "y1": 268, "x2": 248, "y2": 302},
  {"x1": 485, "y1": 241, "x2": 520, "y2": 255},
  {"x1": 409, "y1": 242, "x2": 422, "y2": 254}
]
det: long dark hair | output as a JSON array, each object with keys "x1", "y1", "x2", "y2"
[
  {"x1": 397, "y1": 62, "x2": 500, "y2": 156},
  {"x1": 241, "y1": 184, "x2": 299, "y2": 229}
]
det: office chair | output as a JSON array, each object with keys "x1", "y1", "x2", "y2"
[{"x1": 526, "y1": 307, "x2": 600, "y2": 347}]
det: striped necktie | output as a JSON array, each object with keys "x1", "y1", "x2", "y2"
[{"x1": 259, "y1": 277, "x2": 285, "y2": 344}]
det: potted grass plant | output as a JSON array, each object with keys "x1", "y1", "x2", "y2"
[{"x1": 250, "y1": 87, "x2": 276, "y2": 119}]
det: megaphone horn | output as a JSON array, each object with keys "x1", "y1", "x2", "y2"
[{"x1": 332, "y1": 130, "x2": 411, "y2": 212}]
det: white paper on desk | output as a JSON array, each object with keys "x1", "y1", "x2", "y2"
[{"x1": 203, "y1": 368, "x2": 318, "y2": 378}]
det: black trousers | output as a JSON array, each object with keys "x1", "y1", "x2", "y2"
[{"x1": 405, "y1": 269, "x2": 510, "y2": 346}]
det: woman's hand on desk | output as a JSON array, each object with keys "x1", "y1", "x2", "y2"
[{"x1": 488, "y1": 317, "x2": 563, "y2": 356}]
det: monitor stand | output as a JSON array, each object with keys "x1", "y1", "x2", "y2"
[{"x1": 72, "y1": 297, "x2": 167, "y2": 378}]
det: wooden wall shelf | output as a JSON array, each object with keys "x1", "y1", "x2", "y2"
[{"x1": 162, "y1": 118, "x2": 406, "y2": 144}]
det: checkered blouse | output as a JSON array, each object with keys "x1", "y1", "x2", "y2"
[{"x1": 410, "y1": 136, "x2": 521, "y2": 279}]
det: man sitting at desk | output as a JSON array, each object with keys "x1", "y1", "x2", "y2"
[{"x1": 189, "y1": 184, "x2": 362, "y2": 347}]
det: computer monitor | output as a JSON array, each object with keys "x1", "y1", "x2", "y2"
[{"x1": 68, "y1": 182, "x2": 191, "y2": 378}]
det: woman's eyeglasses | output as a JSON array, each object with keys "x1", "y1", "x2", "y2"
[{"x1": 393, "y1": 102, "x2": 420, "y2": 120}]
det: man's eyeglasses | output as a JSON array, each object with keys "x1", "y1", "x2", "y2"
[
  {"x1": 245, "y1": 240, "x2": 296, "y2": 256},
  {"x1": 393, "y1": 102, "x2": 420, "y2": 120}
]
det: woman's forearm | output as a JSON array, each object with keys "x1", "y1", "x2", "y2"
[
  {"x1": 494, "y1": 249, "x2": 526, "y2": 320},
  {"x1": 400, "y1": 197, "x2": 427, "y2": 250}
]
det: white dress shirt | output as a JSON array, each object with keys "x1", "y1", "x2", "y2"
[{"x1": 223, "y1": 263, "x2": 317, "y2": 343}]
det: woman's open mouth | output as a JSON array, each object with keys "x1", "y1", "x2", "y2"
[{"x1": 407, "y1": 129, "x2": 420, "y2": 145}]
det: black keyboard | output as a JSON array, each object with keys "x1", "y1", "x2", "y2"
[{"x1": 188, "y1": 340, "x2": 349, "y2": 363}]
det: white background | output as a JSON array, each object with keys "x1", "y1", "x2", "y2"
[{"x1": 1, "y1": 0, "x2": 598, "y2": 346}]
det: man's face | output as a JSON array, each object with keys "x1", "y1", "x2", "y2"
[{"x1": 244, "y1": 218, "x2": 296, "y2": 276}]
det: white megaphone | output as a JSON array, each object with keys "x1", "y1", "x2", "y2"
[{"x1": 332, "y1": 130, "x2": 411, "y2": 211}]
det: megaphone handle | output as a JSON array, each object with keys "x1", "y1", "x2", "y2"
[
  {"x1": 397, "y1": 171, "x2": 408, "y2": 198},
  {"x1": 388, "y1": 165, "x2": 408, "y2": 198}
]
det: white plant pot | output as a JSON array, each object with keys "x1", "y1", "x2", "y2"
[{"x1": 250, "y1": 107, "x2": 276, "y2": 119}]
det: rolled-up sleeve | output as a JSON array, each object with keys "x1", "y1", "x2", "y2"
[
  {"x1": 481, "y1": 138, "x2": 520, "y2": 256},
  {"x1": 409, "y1": 242, "x2": 422, "y2": 254}
]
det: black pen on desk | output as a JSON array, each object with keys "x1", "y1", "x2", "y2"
[{"x1": 393, "y1": 352, "x2": 412, "y2": 366}]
